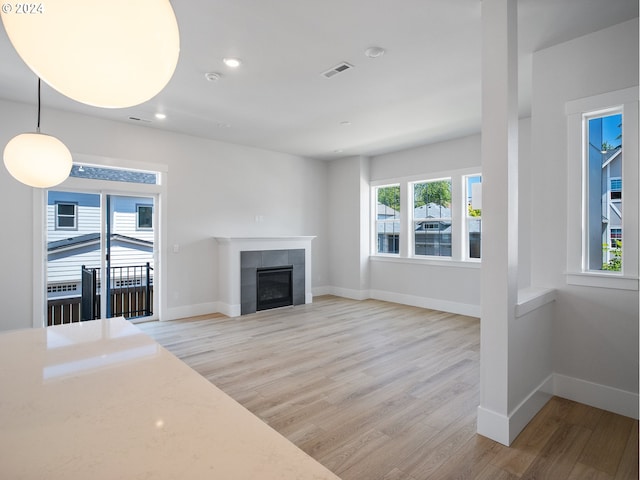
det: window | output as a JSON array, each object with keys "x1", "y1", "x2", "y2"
[
  {"x1": 566, "y1": 86, "x2": 638, "y2": 289},
  {"x1": 371, "y1": 168, "x2": 481, "y2": 265},
  {"x1": 137, "y1": 205, "x2": 153, "y2": 229},
  {"x1": 610, "y1": 178, "x2": 622, "y2": 200},
  {"x1": 466, "y1": 175, "x2": 482, "y2": 259},
  {"x1": 375, "y1": 185, "x2": 400, "y2": 254},
  {"x1": 586, "y1": 112, "x2": 623, "y2": 272},
  {"x1": 55, "y1": 202, "x2": 77, "y2": 230},
  {"x1": 412, "y1": 179, "x2": 452, "y2": 257}
]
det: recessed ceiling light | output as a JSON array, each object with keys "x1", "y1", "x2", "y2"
[
  {"x1": 223, "y1": 58, "x2": 242, "y2": 68},
  {"x1": 364, "y1": 46, "x2": 386, "y2": 58},
  {"x1": 155, "y1": 113, "x2": 166, "y2": 120},
  {"x1": 205, "y1": 72, "x2": 221, "y2": 82},
  {"x1": 340, "y1": 121, "x2": 352, "y2": 126}
]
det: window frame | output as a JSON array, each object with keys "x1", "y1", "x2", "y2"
[
  {"x1": 55, "y1": 202, "x2": 78, "y2": 230},
  {"x1": 565, "y1": 86, "x2": 638, "y2": 290}
]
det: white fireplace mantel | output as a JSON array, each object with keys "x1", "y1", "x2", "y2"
[{"x1": 214, "y1": 236, "x2": 315, "y2": 317}]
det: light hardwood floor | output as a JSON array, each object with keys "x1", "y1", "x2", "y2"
[{"x1": 139, "y1": 296, "x2": 638, "y2": 479}]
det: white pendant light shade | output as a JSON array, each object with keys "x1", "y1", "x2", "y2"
[
  {"x1": 3, "y1": 133, "x2": 72, "y2": 188},
  {"x1": 1, "y1": 0, "x2": 180, "y2": 108}
]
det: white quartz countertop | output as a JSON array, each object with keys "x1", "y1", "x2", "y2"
[{"x1": 0, "y1": 318, "x2": 340, "y2": 480}]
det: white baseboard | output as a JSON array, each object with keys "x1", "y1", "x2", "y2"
[
  {"x1": 479, "y1": 372, "x2": 639, "y2": 446},
  {"x1": 312, "y1": 286, "x2": 332, "y2": 297},
  {"x1": 553, "y1": 373, "x2": 639, "y2": 420},
  {"x1": 313, "y1": 286, "x2": 481, "y2": 317},
  {"x1": 162, "y1": 302, "x2": 223, "y2": 321},
  {"x1": 370, "y1": 289, "x2": 481, "y2": 317},
  {"x1": 508, "y1": 375, "x2": 554, "y2": 442},
  {"x1": 320, "y1": 286, "x2": 371, "y2": 301},
  {"x1": 478, "y1": 375, "x2": 553, "y2": 446},
  {"x1": 477, "y1": 406, "x2": 511, "y2": 446}
]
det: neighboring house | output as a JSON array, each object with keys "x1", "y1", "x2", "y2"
[
  {"x1": 413, "y1": 203, "x2": 453, "y2": 256},
  {"x1": 601, "y1": 146, "x2": 622, "y2": 259},
  {"x1": 377, "y1": 202, "x2": 478, "y2": 257},
  {"x1": 47, "y1": 192, "x2": 154, "y2": 300}
]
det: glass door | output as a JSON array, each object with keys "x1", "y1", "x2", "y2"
[
  {"x1": 46, "y1": 191, "x2": 156, "y2": 325},
  {"x1": 105, "y1": 194, "x2": 155, "y2": 320}
]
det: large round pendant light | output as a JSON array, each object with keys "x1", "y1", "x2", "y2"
[
  {"x1": 4, "y1": 133, "x2": 72, "y2": 188},
  {"x1": 0, "y1": 0, "x2": 180, "y2": 108},
  {"x1": 3, "y1": 79, "x2": 72, "y2": 188}
]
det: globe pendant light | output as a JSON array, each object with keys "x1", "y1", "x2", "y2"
[
  {"x1": 0, "y1": 0, "x2": 180, "y2": 108},
  {"x1": 3, "y1": 79, "x2": 72, "y2": 188}
]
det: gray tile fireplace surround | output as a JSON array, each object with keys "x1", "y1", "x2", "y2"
[{"x1": 240, "y1": 249, "x2": 305, "y2": 315}]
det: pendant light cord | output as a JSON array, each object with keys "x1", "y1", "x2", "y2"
[{"x1": 36, "y1": 78, "x2": 41, "y2": 133}]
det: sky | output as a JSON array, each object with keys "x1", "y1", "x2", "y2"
[{"x1": 601, "y1": 113, "x2": 622, "y2": 147}]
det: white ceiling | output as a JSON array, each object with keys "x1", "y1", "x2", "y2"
[{"x1": 0, "y1": 0, "x2": 637, "y2": 160}]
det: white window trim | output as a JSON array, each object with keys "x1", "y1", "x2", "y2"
[
  {"x1": 371, "y1": 167, "x2": 481, "y2": 265},
  {"x1": 565, "y1": 86, "x2": 639, "y2": 290}
]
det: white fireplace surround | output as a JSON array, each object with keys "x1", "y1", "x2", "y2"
[{"x1": 213, "y1": 236, "x2": 315, "y2": 317}]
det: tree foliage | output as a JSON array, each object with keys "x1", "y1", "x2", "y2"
[
  {"x1": 602, "y1": 240, "x2": 622, "y2": 271},
  {"x1": 468, "y1": 204, "x2": 481, "y2": 217},
  {"x1": 601, "y1": 141, "x2": 615, "y2": 153},
  {"x1": 414, "y1": 180, "x2": 451, "y2": 208},
  {"x1": 377, "y1": 186, "x2": 400, "y2": 212}
]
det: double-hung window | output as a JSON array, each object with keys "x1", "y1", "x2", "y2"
[
  {"x1": 371, "y1": 169, "x2": 481, "y2": 264},
  {"x1": 55, "y1": 202, "x2": 77, "y2": 230},
  {"x1": 566, "y1": 87, "x2": 638, "y2": 288},
  {"x1": 412, "y1": 179, "x2": 452, "y2": 257},
  {"x1": 375, "y1": 184, "x2": 400, "y2": 254},
  {"x1": 137, "y1": 204, "x2": 153, "y2": 230}
]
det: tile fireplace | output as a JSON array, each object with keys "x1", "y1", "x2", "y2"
[{"x1": 213, "y1": 236, "x2": 315, "y2": 317}]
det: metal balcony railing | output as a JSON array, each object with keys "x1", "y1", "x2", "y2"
[{"x1": 47, "y1": 263, "x2": 153, "y2": 326}]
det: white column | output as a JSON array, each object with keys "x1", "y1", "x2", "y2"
[{"x1": 477, "y1": 0, "x2": 519, "y2": 445}]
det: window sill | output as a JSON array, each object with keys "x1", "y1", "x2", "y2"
[
  {"x1": 566, "y1": 272, "x2": 639, "y2": 291},
  {"x1": 370, "y1": 255, "x2": 481, "y2": 269}
]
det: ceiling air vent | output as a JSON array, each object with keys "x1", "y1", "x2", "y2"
[
  {"x1": 128, "y1": 116, "x2": 151, "y2": 123},
  {"x1": 322, "y1": 62, "x2": 354, "y2": 79}
]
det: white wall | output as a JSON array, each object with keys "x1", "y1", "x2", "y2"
[
  {"x1": 0, "y1": 98, "x2": 329, "y2": 331},
  {"x1": 530, "y1": 19, "x2": 639, "y2": 413},
  {"x1": 326, "y1": 156, "x2": 369, "y2": 298}
]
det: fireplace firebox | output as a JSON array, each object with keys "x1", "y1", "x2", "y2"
[{"x1": 256, "y1": 266, "x2": 293, "y2": 311}]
